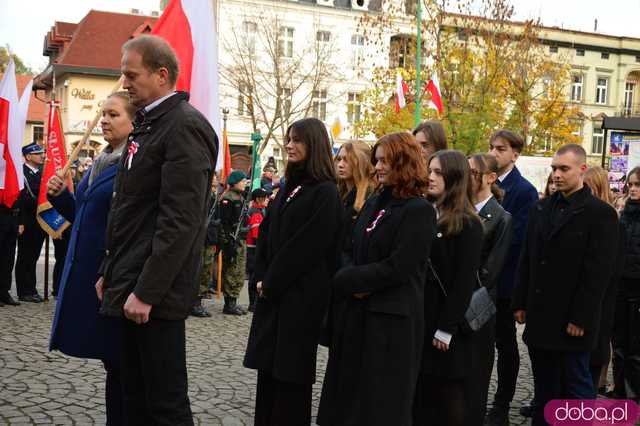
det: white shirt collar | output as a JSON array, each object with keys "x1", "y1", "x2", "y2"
[
  {"x1": 25, "y1": 162, "x2": 39, "y2": 174},
  {"x1": 498, "y1": 167, "x2": 513, "y2": 183},
  {"x1": 144, "y1": 92, "x2": 176, "y2": 113},
  {"x1": 475, "y1": 195, "x2": 493, "y2": 213}
]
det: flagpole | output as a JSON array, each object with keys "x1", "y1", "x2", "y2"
[
  {"x1": 43, "y1": 70, "x2": 57, "y2": 302},
  {"x1": 414, "y1": 0, "x2": 423, "y2": 127}
]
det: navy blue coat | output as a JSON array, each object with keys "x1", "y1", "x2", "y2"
[
  {"x1": 496, "y1": 166, "x2": 538, "y2": 299},
  {"x1": 49, "y1": 165, "x2": 122, "y2": 361}
]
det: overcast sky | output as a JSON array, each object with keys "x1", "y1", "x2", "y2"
[{"x1": 1, "y1": 0, "x2": 640, "y2": 72}]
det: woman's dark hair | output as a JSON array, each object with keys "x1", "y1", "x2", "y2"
[
  {"x1": 107, "y1": 91, "x2": 137, "y2": 118},
  {"x1": 543, "y1": 172, "x2": 555, "y2": 198},
  {"x1": 412, "y1": 120, "x2": 448, "y2": 152},
  {"x1": 468, "y1": 153, "x2": 504, "y2": 203},
  {"x1": 285, "y1": 118, "x2": 336, "y2": 183},
  {"x1": 428, "y1": 149, "x2": 478, "y2": 236},
  {"x1": 371, "y1": 132, "x2": 429, "y2": 199},
  {"x1": 628, "y1": 167, "x2": 640, "y2": 185}
]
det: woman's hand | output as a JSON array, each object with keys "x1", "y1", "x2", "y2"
[
  {"x1": 353, "y1": 292, "x2": 371, "y2": 299},
  {"x1": 432, "y1": 338, "x2": 449, "y2": 351},
  {"x1": 256, "y1": 281, "x2": 264, "y2": 298},
  {"x1": 95, "y1": 277, "x2": 104, "y2": 301},
  {"x1": 47, "y1": 172, "x2": 66, "y2": 197}
]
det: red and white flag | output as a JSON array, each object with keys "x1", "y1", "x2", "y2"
[
  {"x1": 152, "y1": 0, "x2": 222, "y2": 171},
  {"x1": 426, "y1": 71, "x2": 444, "y2": 115},
  {"x1": 0, "y1": 59, "x2": 30, "y2": 208},
  {"x1": 395, "y1": 72, "x2": 409, "y2": 113}
]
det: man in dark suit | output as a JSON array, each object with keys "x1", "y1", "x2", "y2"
[
  {"x1": 0, "y1": 197, "x2": 21, "y2": 307},
  {"x1": 513, "y1": 144, "x2": 618, "y2": 426},
  {"x1": 14, "y1": 142, "x2": 46, "y2": 303},
  {"x1": 485, "y1": 130, "x2": 539, "y2": 425}
]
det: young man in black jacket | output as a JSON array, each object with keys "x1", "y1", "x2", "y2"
[
  {"x1": 96, "y1": 35, "x2": 218, "y2": 425},
  {"x1": 512, "y1": 144, "x2": 618, "y2": 426}
]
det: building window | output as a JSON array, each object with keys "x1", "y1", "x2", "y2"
[
  {"x1": 32, "y1": 125, "x2": 44, "y2": 144},
  {"x1": 576, "y1": 48, "x2": 585, "y2": 56},
  {"x1": 624, "y1": 82, "x2": 635, "y2": 116},
  {"x1": 571, "y1": 119, "x2": 584, "y2": 138},
  {"x1": 347, "y1": 92, "x2": 362, "y2": 124},
  {"x1": 457, "y1": 29, "x2": 468, "y2": 41},
  {"x1": 592, "y1": 128, "x2": 604, "y2": 154},
  {"x1": 311, "y1": 89, "x2": 327, "y2": 121},
  {"x1": 279, "y1": 27, "x2": 294, "y2": 58},
  {"x1": 237, "y1": 83, "x2": 253, "y2": 116},
  {"x1": 570, "y1": 74, "x2": 583, "y2": 102},
  {"x1": 549, "y1": 45, "x2": 558, "y2": 54},
  {"x1": 390, "y1": 35, "x2": 413, "y2": 68},
  {"x1": 596, "y1": 77, "x2": 608, "y2": 105},
  {"x1": 542, "y1": 75, "x2": 551, "y2": 98},
  {"x1": 316, "y1": 30, "x2": 331, "y2": 43},
  {"x1": 273, "y1": 147, "x2": 281, "y2": 158},
  {"x1": 278, "y1": 87, "x2": 291, "y2": 117},
  {"x1": 601, "y1": 52, "x2": 610, "y2": 60},
  {"x1": 243, "y1": 21, "x2": 257, "y2": 55},
  {"x1": 636, "y1": 55, "x2": 640, "y2": 63},
  {"x1": 351, "y1": 34, "x2": 365, "y2": 67}
]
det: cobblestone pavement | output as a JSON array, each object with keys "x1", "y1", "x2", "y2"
[{"x1": 1, "y1": 253, "x2": 536, "y2": 425}]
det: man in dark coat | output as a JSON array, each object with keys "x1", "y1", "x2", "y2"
[
  {"x1": 512, "y1": 144, "x2": 618, "y2": 426},
  {"x1": 14, "y1": 142, "x2": 47, "y2": 303},
  {"x1": 485, "y1": 130, "x2": 539, "y2": 424},
  {"x1": 0, "y1": 197, "x2": 21, "y2": 307},
  {"x1": 96, "y1": 35, "x2": 217, "y2": 425}
]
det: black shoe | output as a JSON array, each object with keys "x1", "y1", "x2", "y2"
[
  {"x1": 484, "y1": 405, "x2": 510, "y2": 426},
  {"x1": 248, "y1": 303, "x2": 256, "y2": 313},
  {"x1": 519, "y1": 404, "x2": 534, "y2": 418},
  {"x1": 0, "y1": 299, "x2": 4, "y2": 307},
  {"x1": 1, "y1": 294, "x2": 21, "y2": 306},
  {"x1": 19, "y1": 294, "x2": 43, "y2": 303},
  {"x1": 223, "y1": 297, "x2": 245, "y2": 316},
  {"x1": 190, "y1": 305, "x2": 211, "y2": 318}
]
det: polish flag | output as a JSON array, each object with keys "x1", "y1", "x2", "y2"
[
  {"x1": 0, "y1": 59, "x2": 29, "y2": 208},
  {"x1": 152, "y1": 0, "x2": 222, "y2": 171},
  {"x1": 426, "y1": 71, "x2": 444, "y2": 115},
  {"x1": 395, "y1": 72, "x2": 409, "y2": 113}
]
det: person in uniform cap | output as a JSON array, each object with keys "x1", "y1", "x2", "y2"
[
  {"x1": 14, "y1": 143, "x2": 47, "y2": 303},
  {"x1": 220, "y1": 170, "x2": 249, "y2": 315}
]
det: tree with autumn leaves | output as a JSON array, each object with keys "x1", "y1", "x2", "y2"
[{"x1": 355, "y1": 0, "x2": 581, "y2": 155}]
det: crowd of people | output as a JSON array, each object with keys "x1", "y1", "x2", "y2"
[{"x1": 0, "y1": 33, "x2": 638, "y2": 426}]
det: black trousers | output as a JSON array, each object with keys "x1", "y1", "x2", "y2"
[
  {"x1": 466, "y1": 315, "x2": 496, "y2": 425},
  {"x1": 103, "y1": 360, "x2": 124, "y2": 426},
  {"x1": 52, "y1": 230, "x2": 70, "y2": 296},
  {"x1": 413, "y1": 374, "x2": 466, "y2": 426},
  {"x1": 492, "y1": 297, "x2": 519, "y2": 408},
  {"x1": 246, "y1": 246, "x2": 257, "y2": 307},
  {"x1": 15, "y1": 220, "x2": 46, "y2": 297},
  {"x1": 612, "y1": 291, "x2": 640, "y2": 401},
  {"x1": 121, "y1": 318, "x2": 193, "y2": 426},
  {"x1": 255, "y1": 370, "x2": 312, "y2": 426},
  {"x1": 0, "y1": 216, "x2": 18, "y2": 296}
]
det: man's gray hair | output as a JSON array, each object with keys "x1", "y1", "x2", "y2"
[{"x1": 122, "y1": 35, "x2": 179, "y2": 87}]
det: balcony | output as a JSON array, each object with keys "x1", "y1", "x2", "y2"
[{"x1": 617, "y1": 102, "x2": 640, "y2": 118}]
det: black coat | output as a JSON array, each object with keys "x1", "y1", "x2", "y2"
[
  {"x1": 421, "y1": 216, "x2": 484, "y2": 379},
  {"x1": 512, "y1": 186, "x2": 619, "y2": 352},
  {"x1": 477, "y1": 197, "x2": 513, "y2": 297},
  {"x1": 100, "y1": 92, "x2": 218, "y2": 320},
  {"x1": 17, "y1": 164, "x2": 42, "y2": 226},
  {"x1": 318, "y1": 188, "x2": 436, "y2": 426},
  {"x1": 243, "y1": 176, "x2": 342, "y2": 385}
]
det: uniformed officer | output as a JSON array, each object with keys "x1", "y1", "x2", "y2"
[
  {"x1": 0, "y1": 195, "x2": 21, "y2": 307},
  {"x1": 14, "y1": 143, "x2": 47, "y2": 303},
  {"x1": 220, "y1": 170, "x2": 249, "y2": 315}
]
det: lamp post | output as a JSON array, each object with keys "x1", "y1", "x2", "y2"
[{"x1": 250, "y1": 131, "x2": 263, "y2": 190}]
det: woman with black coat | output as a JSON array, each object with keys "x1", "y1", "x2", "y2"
[
  {"x1": 466, "y1": 153, "x2": 513, "y2": 425},
  {"x1": 318, "y1": 132, "x2": 437, "y2": 426},
  {"x1": 413, "y1": 149, "x2": 484, "y2": 426},
  {"x1": 243, "y1": 117, "x2": 343, "y2": 426}
]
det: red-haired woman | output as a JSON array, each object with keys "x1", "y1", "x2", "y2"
[{"x1": 318, "y1": 132, "x2": 437, "y2": 426}]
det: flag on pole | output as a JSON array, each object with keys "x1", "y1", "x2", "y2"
[
  {"x1": 221, "y1": 126, "x2": 232, "y2": 184},
  {"x1": 395, "y1": 71, "x2": 409, "y2": 113},
  {"x1": 151, "y1": 0, "x2": 222, "y2": 171},
  {"x1": 426, "y1": 72, "x2": 444, "y2": 115},
  {"x1": 36, "y1": 103, "x2": 71, "y2": 238},
  {"x1": 0, "y1": 59, "x2": 29, "y2": 208}
]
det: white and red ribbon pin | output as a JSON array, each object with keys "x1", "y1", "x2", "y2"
[
  {"x1": 126, "y1": 141, "x2": 139, "y2": 170},
  {"x1": 366, "y1": 209, "x2": 386, "y2": 233},
  {"x1": 286, "y1": 185, "x2": 302, "y2": 203}
]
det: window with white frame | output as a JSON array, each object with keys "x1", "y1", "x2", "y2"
[
  {"x1": 347, "y1": 92, "x2": 362, "y2": 124},
  {"x1": 542, "y1": 75, "x2": 551, "y2": 98},
  {"x1": 570, "y1": 74, "x2": 583, "y2": 102},
  {"x1": 316, "y1": 30, "x2": 331, "y2": 43},
  {"x1": 279, "y1": 27, "x2": 294, "y2": 58},
  {"x1": 351, "y1": 34, "x2": 365, "y2": 67},
  {"x1": 596, "y1": 77, "x2": 608, "y2": 105},
  {"x1": 237, "y1": 83, "x2": 253, "y2": 116},
  {"x1": 278, "y1": 87, "x2": 292, "y2": 118},
  {"x1": 592, "y1": 128, "x2": 604, "y2": 154},
  {"x1": 243, "y1": 21, "x2": 257, "y2": 55},
  {"x1": 312, "y1": 89, "x2": 327, "y2": 121},
  {"x1": 32, "y1": 125, "x2": 44, "y2": 144},
  {"x1": 624, "y1": 82, "x2": 635, "y2": 115},
  {"x1": 571, "y1": 119, "x2": 583, "y2": 138}
]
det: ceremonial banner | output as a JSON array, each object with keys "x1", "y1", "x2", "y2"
[{"x1": 37, "y1": 103, "x2": 71, "y2": 238}]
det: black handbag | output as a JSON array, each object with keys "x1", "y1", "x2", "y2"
[{"x1": 428, "y1": 260, "x2": 496, "y2": 333}]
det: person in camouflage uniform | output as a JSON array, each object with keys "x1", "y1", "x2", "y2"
[{"x1": 220, "y1": 170, "x2": 249, "y2": 315}]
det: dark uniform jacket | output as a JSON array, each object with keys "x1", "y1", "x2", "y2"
[
  {"x1": 512, "y1": 186, "x2": 619, "y2": 352},
  {"x1": 318, "y1": 188, "x2": 436, "y2": 426},
  {"x1": 244, "y1": 172, "x2": 342, "y2": 385},
  {"x1": 100, "y1": 92, "x2": 218, "y2": 320},
  {"x1": 477, "y1": 196, "x2": 513, "y2": 297},
  {"x1": 18, "y1": 164, "x2": 42, "y2": 226},
  {"x1": 219, "y1": 189, "x2": 246, "y2": 253}
]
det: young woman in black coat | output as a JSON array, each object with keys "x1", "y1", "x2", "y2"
[
  {"x1": 413, "y1": 149, "x2": 484, "y2": 426},
  {"x1": 243, "y1": 117, "x2": 343, "y2": 426},
  {"x1": 466, "y1": 154, "x2": 513, "y2": 425},
  {"x1": 318, "y1": 133, "x2": 437, "y2": 426}
]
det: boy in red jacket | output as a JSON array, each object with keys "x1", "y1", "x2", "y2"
[{"x1": 246, "y1": 188, "x2": 269, "y2": 312}]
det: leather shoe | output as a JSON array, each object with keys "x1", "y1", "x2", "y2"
[
  {"x1": 190, "y1": 305, "x2": 211, "y2": 318},
  {"x1": 0, "y1": 294, "x2": 20, "y2": 306},
  {"x1": 0, "y1": 299, "x2": 4, "y2": 307},
  {"x1": 19, "y1": 294, "x2": 43, "y2": 303}
]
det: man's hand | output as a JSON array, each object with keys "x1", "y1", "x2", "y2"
[
  {"x1": 353, "y1": 292, "x2": 371, "y2": 299},
  {"x1": 47, "y1": 172, "x2": 66, "y2": 197},
  {"x1": 256, "y1": 281, "x2": 264, "y2": 298},
  {"x1": 432, "y1": 338, "x2": 449, "y2": 351},
  {"x1": 514, "y1": 310, "x2": 526, "y2": 324},
  {"x1": 123, "y1": 293, "x2": 152, "y2": 324},
  {"x1": 95, "y1": 277, "x2": 104, "y2": 301},
  {"x1": 566, "y1": 322, "x2": 585, "y2": 337},
  {"x1": 18, "y1": 225, "x2": 24, "y2": 235}
]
